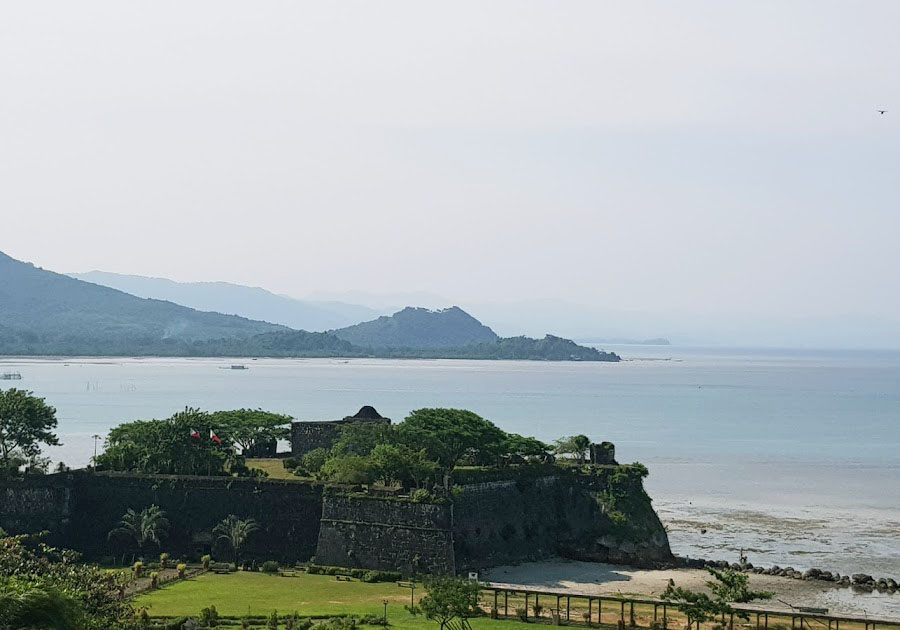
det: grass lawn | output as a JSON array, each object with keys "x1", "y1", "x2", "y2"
[
  {"x1": 136, "y1": 572, "x2": 538, "y2": 630},
  {"x1": 246, "y1": 458, "x2": 298, "y2": 480}
]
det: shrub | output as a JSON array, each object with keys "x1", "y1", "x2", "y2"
[
  {"x1": 282, "y1": 457, "x2": 301, "y2": 470},
  {"x1": 160, "y1": 552, "x2": 170, "y2": 569},
  {"x1": 410, "y1": 488, "x2": 435, "y2": 503},
  {"x1": 177, "y1": 563, "x2": 187, "y2": 578},
  {"x1": 200, "y1": 605, "x2": 219, "y2": 628},
  {"x1": 361, "y1": 570, "x2": 402, "y2": 583},
  {"x1": 150, "y1": 571, "x2": 159, "y2": 588},
  {"x1": 201, "y1": 554, "x2": 212, "y2": 570},
  {"x1": 296, "y1": 619, "x2": 313, "y2": 630},
  {"x1": 516, "y1": 607, "x2": 527, "y2": 622},
  {"x1": 164, "y1": 617, "x2": 189, "y2": 630},
  {"x1": 284, "y1": 612, "x2": 301, "y2": 630},
  {"x1": 532, "y1": 604, "x2": 543, "y2": 617},
  {"x1": 262, "y1": 560, "x2": 280, "y2": 573},
  {"x1": 267, "y1": 610, "x2": 279, "y2": 629},
  {"x1": 306, "y1": 565, "x2": 323, "y2": 575},
  {"x1": 301, "y1": 448, "x2": 329, "y2": 474},
  {"x1": 133, "y1": 561, "x2": 144, "y2": 577}
]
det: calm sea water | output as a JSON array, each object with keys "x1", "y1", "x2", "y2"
[{"x1": 2, "y1": 347, "x2": 899, "y2": 579}]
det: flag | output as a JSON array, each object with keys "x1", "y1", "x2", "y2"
[
  {"x1": 190, "y1": 429, "x2": 200, "y2": 439},
  {"x1": 210, "y1": 429, "x2": 222, "y2": 444}
]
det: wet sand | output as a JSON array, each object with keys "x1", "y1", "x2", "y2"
[{"x1": 482, "y1": 559, "x2": 900, "y2": 618}]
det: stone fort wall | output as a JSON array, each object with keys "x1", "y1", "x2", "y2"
[
  {"x1": 0, "y1": 469, "x2": 669, "y2": 574},
  {"x1": 315, "y1": 494, "x2": 455, "y2": 575}
]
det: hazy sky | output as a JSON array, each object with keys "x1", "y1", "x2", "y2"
[{"x1": 2, "y1": 2, "x2": 898, "y2": 330}]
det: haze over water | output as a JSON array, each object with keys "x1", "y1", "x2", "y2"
[{"x1": 2, "y1": 346, "x2": 898, "y2": 578}]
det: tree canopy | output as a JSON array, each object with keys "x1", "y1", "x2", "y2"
[
  {"x1": 209, "y1": 409, "x2": 291, "y2": 453},
  {"x1": 0, "y1": 388, "x2": 59, "y2": 478},
  {"x1": 95, "y1": 407, "x2": 238, "y2": 476},
  {"x1": 397, "y1": 408, "x2": 507, "y2": 472},
  {"x1": 554, "y1": 434, "x2": 591, "y2": 464},
  {"x1": 417, "y1": 577, "x2": 480, "y2": 630}
]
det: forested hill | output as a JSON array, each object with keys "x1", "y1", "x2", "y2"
[
  {"x1": 332, "y1": 306, "x2": 499, "y2": 349},
  {"x1": 0, "y1": 251, "x2": 618, "y2": 361},
  {"x1": 0, "y1": 251, "x2": 284, "y2": 355}
]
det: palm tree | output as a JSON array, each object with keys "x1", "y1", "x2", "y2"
[
  {"x1": 107, "y1": 504, "x2": 170, "y2": 555},
  {"x1": 213, "y1": 515, "x2": 259, "y2": 569},
  {"x1": 0, "y1": 586, "x2": 83, "y2": 630}
]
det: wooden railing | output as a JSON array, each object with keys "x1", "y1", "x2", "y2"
[{"x1": 478, "y1": 584, "x2": 900, "y2": 630}]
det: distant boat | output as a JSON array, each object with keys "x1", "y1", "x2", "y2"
[
  {"x1": 223, "y1": 365, "x2": 248, "y2": 370},
  {"x1": 1, "y1": 372, "x2": 22, "y2": 380}
]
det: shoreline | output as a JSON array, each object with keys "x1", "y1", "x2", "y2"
[{"x1": 482, "y1": 559, "x2": 900, "y2": 618}]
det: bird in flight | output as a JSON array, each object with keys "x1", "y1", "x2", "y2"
[{"x1": 877, "y1": 109, "x2": 887, "y2": 114}]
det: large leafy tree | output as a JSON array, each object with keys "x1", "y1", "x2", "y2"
[
  {"x1": 369, "y1": 443, "x2": 437, "y2": 487},
  {"x1": 209, "y1": 409, "x2": 291, "y2": 454},
  {"x1": 96, "y1": 407, "x2": 235, "y2": 475},
  {"x1": 398, "y1": 408, "x2": 506, "y2": 472},
  {"x1": 0, "y1": 388, "x2": 59, "y2": 476},
  {"x1": 107, "y1": 505, "x2": 170, "y2": 553},
  {"x1": 418, "y1": 577, "x2": 481, "y2": 630},
  {"x1": 554, "y1": 434, "x2": 591, "y2": 464},
  {"x1": 213, "y1": 515, "x2": 259, "y2": 569}
]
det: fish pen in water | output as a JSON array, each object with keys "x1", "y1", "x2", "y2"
[{"x1": 477, "y1": 585, "x2": 900, "y2": 630}]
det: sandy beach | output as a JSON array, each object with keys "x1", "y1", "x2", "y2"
[{"x1": 482, "y1": 559, "x2": 900, "y2": 618}]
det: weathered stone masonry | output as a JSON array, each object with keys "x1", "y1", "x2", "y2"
[
  {"x1": 0, "y1": 468, "x2": 671, "y2": 574},
  {"x1": 315, "y1": 494, "x2": 455, "y2": 575}
]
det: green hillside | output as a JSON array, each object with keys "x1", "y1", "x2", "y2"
[
  {"x1": 0, "y1": 251, "x2": 283, "y2": 355},
  {"x1": 333, "y1": 306, "x2": 500, "y2": 349}
]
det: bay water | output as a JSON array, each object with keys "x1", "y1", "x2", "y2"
[{"x1": 1, "y1": 347, "x2": 898, "y2": 579}]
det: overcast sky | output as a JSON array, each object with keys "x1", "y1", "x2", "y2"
[{"x1": 1, "y1": 2, "x2": 898, "y2": 339}]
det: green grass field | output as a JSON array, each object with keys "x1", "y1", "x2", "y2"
[{"x1": 136, "y1": 572, "x2": 536, "y2": 630}]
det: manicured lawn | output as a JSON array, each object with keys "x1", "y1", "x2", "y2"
[
  {"x1": 246, "y1": 458, "x2": 298, "y2": 480},
  {"x1": 136, "y1": 572, "x2": 536, "y2": 630}
]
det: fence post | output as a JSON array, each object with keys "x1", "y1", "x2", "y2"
[
  {"x1": 505, "y1": 591, "x2": 509, "y2": 617},
  {"x1": 525, "y1": 593, "x2": 529, "y2": 620},
  {"x1": 567, "y1": 596, "x2": 571, "y2": 621},
  {"x1": 630, "y1": 600, "x2": 635, "y2": 627},
  {"x1": 663, "y1": 604, "x2": 667, "y2": 630}
]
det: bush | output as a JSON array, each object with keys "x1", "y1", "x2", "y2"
[
  {"x1": 160, "y1": 552, "x2": 170, "y2": 569},
  {"x1": 201, "y1": 554, "x2": 212, "y2": 570},
  {"x1": 296, "y1": 619, "x2": 313, "y2": 630},
  {"x1": 262, "y1": 560, "x2": 280, "y2": 573},
  {"x1": 516, "y1": 607, "x2": 527, "y2": 622},
  {"x1": 133, "y1": 561, "x2": 144, "y2": 578},
  {"x1": 532, "y1": 604, "x2": 543, "y2": 617},
  {"x1": 200, "y1": 605, "x2": 219, "y2": 628},
  {"x1": 150, "y1": 571, "x2": 159, "y2": 588},
  {"x1": 301, "y1": 448, "x2": 330, "y2": 474},
  {"x1": 306, "y1": 565, "x2": 323, "y2": 575},
  {"x1": 282, "y1": 457, "x2": 301, "y2": 470},
  {"x1": 361, "y1": 570, "x2": 402, "y2": 583},
  {"x1": 177, "y1": 563, "x2": 187, "y2": 578},
  {"x1": 267, "y1": 610, "x2": 279, "y2": 630},
  {"x1": 410, "y1": 488, "x2": 435, "y2": 503},
  {"x1": 163, "y1": 617, "x2": 189, "y2": 630}
]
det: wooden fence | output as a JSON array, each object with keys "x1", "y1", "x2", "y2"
[{"x1": 478, "y1": 585, "x2": 900, "y2": 630}]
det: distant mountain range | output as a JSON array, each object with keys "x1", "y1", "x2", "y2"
[
  {"x1": 70, "y1": 271, "x2": 383, "y2": 331},
  {"x1": 1, "y1": 252, "x2": 618, "y2": 361},
  {"x1": 0, "y1": 251, "x2": 283, "y2": 355}
]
